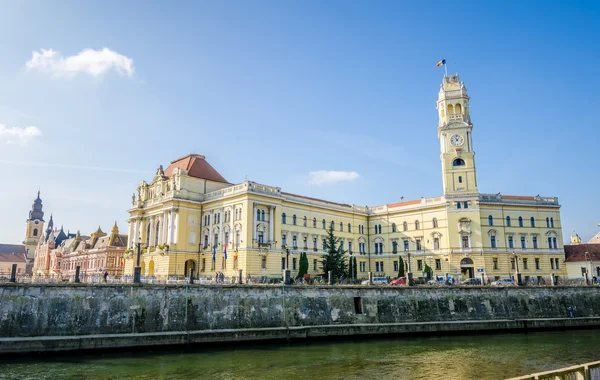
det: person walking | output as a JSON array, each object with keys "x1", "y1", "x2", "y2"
[{"x1": 103, "y1": 271, "x2": 108, "y2": 283}]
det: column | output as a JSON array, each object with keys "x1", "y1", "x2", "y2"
[
  {"x1": 162, "y1": 211, "x2": 168, "y2": 245},
  {"x1": 149, "y1": 217, "x2": 155, "y2": 247},
  {"x1": 169, "y1": 210, "x2": 175, "y2": 244},
  {"x1": 209, "y1": 210, "x2": 214, "y2": 246},
  {"x1": 269, "y1": 206, "x2": 274, "y2": 243},
  {"x1": 173, "y1": 211, "x2": 179, "y2": 244},
  {"x1": 253, "y1": 203, "x2": 257, "y2": 243},
  {"x1": 219, "y1": 208, "x2": 223, "y2": 247},
  {"x1": 127, "y1": 222, "x2": 133, "y2": 248},
  {"x1": 132, "y1": 219, "x2": 139, "y2": 249}
]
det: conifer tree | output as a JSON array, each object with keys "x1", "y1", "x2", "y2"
[
  {"x1": 398, "y1": 256, "x2": 405, "y2": 278},
  {"x1": 297, "y1": 252, "x2": 309, "y2": 279},
  {"x1": 322, "y1": 223, "x2": 347, "y2": 280}
]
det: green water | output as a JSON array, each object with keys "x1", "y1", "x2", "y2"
[{"x1": 1, "y1": 330, "x2": 598, "y2": 380}]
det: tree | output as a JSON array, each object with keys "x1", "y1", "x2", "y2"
[
  {"x1": 322, "y1": 223, "x2": 347, "y2": 281},
  {"x1": 423, "y1": 264, "x2": 432, "y2": 280},
  {"x1": 398, "y1": 256, "x2": 405, "y2": 278},
  {"x1": 297, "y1": 252, "x2": 309, "y2": 279}
]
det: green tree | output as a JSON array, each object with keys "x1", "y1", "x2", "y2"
[
  {"x1": 297, "y1": 252, "x2": 309, "y2": 279},
  {"x1": 423, "y1": 264, "x2": 432, "y2": 280},
  {"x1": 322, "y1": 223, "x2": 347, "y2": 281},
  {"x1": 398, "y1": 256, "x2": 405, "y2": 278}
]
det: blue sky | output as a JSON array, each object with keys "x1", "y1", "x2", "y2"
[{"x1": 0, "y1": 0, "x2": 599, "y2": 243}]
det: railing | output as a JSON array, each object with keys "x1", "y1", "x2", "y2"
[{"x1": 506, "y1": 360, "x2": 600, "y2": 380}]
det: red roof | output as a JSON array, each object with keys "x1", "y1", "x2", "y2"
[
  {"x1": 0, "y1": 253, "x2": 27, "y2": 263},
  {"x1": 502, "y1": 195, "x2": 536, "y2": 201},
  {"x1": 564, "y1": 244, "x2": 600, "y2": 262},
  {"x1": 164, "y1": 154, "x2": 229, "y2": 184},
  {"x1": 388, "y1": 199, "x2": 422, "y2": 208}
]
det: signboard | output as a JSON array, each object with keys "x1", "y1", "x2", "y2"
[{"x1": 477, "y1": 268, "x2": 484, "y2": 273}]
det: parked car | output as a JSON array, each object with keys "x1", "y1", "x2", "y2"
[
  {"x1": 361, "y1": 277, "x2": 389, "y2": 285},
  {"x1": 391, "y1": 276, "x2": 415, "y2": 286},
  {"x1": 461, "y1": 278, "x2": 482, "y2": 285},
  {"x1": 492, "y1": 278, "x2": 516, "y2": 287}
]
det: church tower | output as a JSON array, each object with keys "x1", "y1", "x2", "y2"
[
  {"x1": 23, "y1": 191, "x2": 45, "y2": 258},
  {"x1": 436, "y1": 74, "x2": 478, "y2": 197}
]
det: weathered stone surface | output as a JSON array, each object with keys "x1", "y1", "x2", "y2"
[{"x1": 1, "y1": 284, "x2": 599, "y2": 338}]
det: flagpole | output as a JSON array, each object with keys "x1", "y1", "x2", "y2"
[{"x1": 444, "y1": 62, "x2": 448, "y2": 77}]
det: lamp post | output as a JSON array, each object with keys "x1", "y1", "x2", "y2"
[
  {"x1": 584, "y1": 251, "x2": 591, "y2": 285},
  {"x1": 133, "y1": 236, "x2": 144, "y2": 284},
  {"x1": 283, "y1": 248, "x2": 291, "y2": 285},
  {"x1": 512, "y1": 250, "x2": 522, "y2": 286},
  {"x1": 405, "y1": 248, "x2": 413, "y2": 286}
]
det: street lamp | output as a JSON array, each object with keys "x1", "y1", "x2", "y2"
[
  {"x1": 584, "y1": 251, "x2": 592, "y2": 285},
  {"x1": 405, "y1": 248, "x2": 413, "y2": 286},
  {"x1": 133, "y1": 236, "x2": 145, "y2": 284},
  {"x1": 511, "y1": 250, "x2": 522, "y2": 286}
]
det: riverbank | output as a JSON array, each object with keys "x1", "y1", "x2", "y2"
[{"x1": 1, "y1": 284, "x2": 599, "y2": 354}]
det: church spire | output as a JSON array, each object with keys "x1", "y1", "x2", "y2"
[{"x1": 28, "y1": 191, "x2": 44, "y2": 221}]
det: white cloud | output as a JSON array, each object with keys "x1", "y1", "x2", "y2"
[
  {"x1": 0, "y1": 124, "x2": 42, "y2": 144},
  {"x1": 308, "y1": 170, "x2": 359, "y2": 186},
  {"x1": 26, "y1": 48, "x2": 135, "y2": 77}
]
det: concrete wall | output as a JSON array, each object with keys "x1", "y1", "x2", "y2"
[{"x1": 2, "y1": 284, "x2": 600, "y2": 337}]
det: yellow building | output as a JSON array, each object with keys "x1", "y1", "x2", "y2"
[{"x1": 124, "y1": 73, "x2": 566, "y2": 283}]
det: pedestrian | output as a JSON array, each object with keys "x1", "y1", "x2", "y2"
[
  {"x1": 568, "y1": 306, "x2": 575, "y2": 318},
  {"x1": 215, "y1": 272, "x2": 219, "y2": 283},
  {"x1": 103, "y1": 271, "x2": 108, "y2": 283},
  {"x1": 220, "y1": 272, "x2": 224, "y2": 283},
  {"x1": 593, "y1": 276, "x2": 597, "y2": 285}
]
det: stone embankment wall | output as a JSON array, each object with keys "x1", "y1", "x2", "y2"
[{"x1": 1, "y1": 284, "x2": 599, "y2": 353}]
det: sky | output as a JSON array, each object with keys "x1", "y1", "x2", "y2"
[{"x1": 0, "y1": 0, "x2": 599, "y2": 244}]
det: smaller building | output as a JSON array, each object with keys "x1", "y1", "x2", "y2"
[
  {"x1": 564, "y1": 232, "x2": 600, "y2": 281},
  {"x1": 0, "y1": 245, "x2": 28, "y2": 277}
]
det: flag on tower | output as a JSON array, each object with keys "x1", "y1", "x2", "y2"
[
  {"x1": 223, "y1": 245, "x2": 227, "y2": 260},
  {"x1": 212, "y1": 245, "x2": 216, "y2": 261},
  {"x1": 436, "y1": 59, "x2": 446, "y2": 67}
]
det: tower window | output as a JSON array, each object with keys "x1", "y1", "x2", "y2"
[
  {"x1": 458, "y1": 176, "x2": 463, "y2": 183},
  {"x1": 33, "y1": 228, "x2": 38, "y2": 237},
  {"x1": 453, "y1": 159, "x2": 465, "y2": 167}
]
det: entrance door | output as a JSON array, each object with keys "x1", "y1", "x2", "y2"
[{"x1": 460, "y1": 258, "x2": 474, "y2": 279}]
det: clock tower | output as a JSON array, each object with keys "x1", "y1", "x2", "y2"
[{"x1": 437, "y1": 74, "x2": 478, "y2": 197}]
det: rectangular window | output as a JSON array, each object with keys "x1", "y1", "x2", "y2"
[
  {"x1": 548, "y1": 237, "x2": 552, "y2": 249},
  {"x1": 303, "y1": 236, "x2": 308, "y2": 249},
  {"x1": 520, "y1": 236, "x2": 526, "y2": 249},
  {"x1": 394, "y1": 261, "x2": 398, "y2": 272},
  {"x1": 458, "y1": 176, "x2": 462, "y2": 183},
  {"x1": 533, "y1": 237, "x2": 538, "y2": 249},
  {"x1": 552, "y1": 237, "x2": 558, "y2": 249},
  {"x1": 535, "y1": 258, "x2": 540, "y2": 270},
  {"x1": 360, "y1": 262, "x2": 366, "y2": 272},
  {"x1": 555, "y1": 258, "x2": 560, "y2": 269},
  {"x1": 292, "y1": 236, "x2": 297, "y2": 249},
  {"x1": 403, "y1": 240, "x2": 409, "y2": 251},
  {"x1": 257, "y1": 231, "x2": 264, "y2": 244},
  {"x1": 493, "y1": 258, "x2": 498, "y2": 270},
  {"x1": 380, "y1": 262, "x2": 384, "y2": 272},
  {"x1": 202, "y1": 258, "x2": 206, "y2": 271},
  {"x1": 416, "y1": 239, "x2": 422, "y2": 251},
  {"x1": 456, "y1": 202, "x2": 461, "y2": 209},
  {"x1": 293, "y1": 258, "x2": 297, "y2": 270},
  {"x1": 433, "y1": 238, "x2": 440, "y2": 250},
  {"x1": 375, "y1": 262, "x2": 380, "y2": 272},
  {"x1": 511, "y1": 258, "x2": 515, "y2": 270},
  {"x1": 435, "y1": 259, "x2": 441, "y2": 270},
  {"x1": 340, "y1": 241, "x2": 344, "y2": 251},
  {"x1": 550, "y1": 258, "x2": 555, "y2": 270},
  {"x1": 313, "y1": 259, "x2": 317, "y2": 271},
  {"x1": 417, "y1": 260, "x2": 423, "y2": 270},
  {"x1": 348, "y1": 242, "x2": 353, "y2": 253},
  {"x1": 462, "y1": 236, "x2": 469, "y2": 248},
  {"x1": 490, "y1": 236, "x2": 497, "y2": 248},
  {"x1": 261, "y1": 256, "x2": 267, "y2": 270},
  {"x1": 508, "y1": 236, "x2": 514, "y2": 249},
  {"x1": 523, "y1": 258, "x2": 528, "y2": 270},
  {"x1": 282, "y1": 257, "x2": 286, "y2": 270},
  {"x1": 463, "y1": 201, "x2": 468, "y2": 209},
  {"x1": 282, "y1": 234, "x2": 287, "y2": 247}
]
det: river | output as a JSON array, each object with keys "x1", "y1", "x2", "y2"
[{"x1": 1, "y1": 329, "x2": 598, "y2": 380}]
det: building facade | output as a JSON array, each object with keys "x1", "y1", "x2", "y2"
[
  {"x1": 23, "y1": 191, "x2": 45, "y2": 259},
  {"x1": 124, "y1": 73, "x2": 566, "y2": 283},
  {"x1": 0, "y1": 245, "x2": 27, "y2": 277},
  {"x1": 564, "y1": 231, "x2": 600, "y2": 281}
]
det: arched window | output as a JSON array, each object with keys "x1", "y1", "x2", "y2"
[
  {"x1": 550, "y1": 217, "x2": 554, "y2": 228},
  {"x1": 432, "y1": 218, "x2": 438, "y2": 228},
  {"x1": 331, "y1": 221, "x2": 335, "y2": 230},
  {"x1": 455, "y1": 103, "x2": 462, "y2": 114},
  {"x1": 453, "y1": 158, "x2": 465, "y2": 167},
  {"x1": 392, "y1": 223, "x2": 397, "y2": 232},
  {"x1": 313, "y1": 218, "x2": 317, "y2": 228},
  {"x1": 530, "y1": 217, "x2": 535, "y2": 227},
  {"x1": 303, "y1": 216, "x2": 307, "y2": 227},
  {"x1": 292, "y1": 214, "x2": 297, "y2": 225},
  {"x1": 518, "y1": 216, "x2": 523, "y2": 227},
  {"x1": 447, "y1": 104, "x2": 454, "y2": 115},
  {"x1": 546, "y1": 217, "x2": 550, "y2": 228},
  {"x1": 33, "y1": 228, "x2": 38, "y2": 237},
  {"x1": 282, "y1": 213, "x2": 286, "y2": 224},
  {"x1": 348, "y1": 223, "x2": 352, "y2": 233},
  {"x1": 415, "y1": 220, "x2": 420, "y2": 230},
  {"x1": 488, "y1": 215, "x2": 493, "y2": 226},
  {"x1": 340, "y1": 222, "x2": 343, "y2": 232},
  {"x1": 322, "y1": 219, "x2": 326, "y2": 229},
  {"x1": 403, "y1": 222, "x2": 408, "y2": 231},
  {"x1": 506, "y1": 216, "x2": 511, "y2": 227}
]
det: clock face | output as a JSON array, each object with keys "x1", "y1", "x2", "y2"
[{"x1": 450, "y1": 134, "x2": 464, "y2": 147}]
